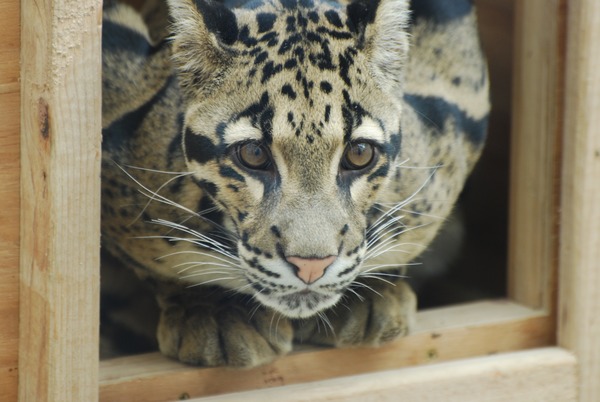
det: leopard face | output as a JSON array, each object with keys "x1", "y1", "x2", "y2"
[{"x1": 168, "y1": 0, "x2": 410, "y2": 318}]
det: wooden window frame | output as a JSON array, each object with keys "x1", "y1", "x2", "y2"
[{"x1": 15, "y1": 0, "x2": 599, "y2": 400}]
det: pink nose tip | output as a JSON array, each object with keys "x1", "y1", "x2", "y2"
[{"x1": 286, "y1": 255, "x2": 337, "y2": 284}]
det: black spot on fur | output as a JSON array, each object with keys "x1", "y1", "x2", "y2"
[
  {"x1": 238, "y1": 25, "x2": 258, "y2": 47},
  {"x1": 259, "y1": 107, "x2": 275, "y2": 144},
  {"x1": 278, "y1": 33, "x2": 302, "y2": 55},
  {"x1": 261, "y1": 61, "x2": 283, "y2": 83},
  {"x1": 340, "y1": 224, "x2": 349, "y2": 236},
  {"x1": 324, "y1": 10, "x2": 344, "y2": 28},
  {"x1": 320, "y1": 81, "x2": 332, "y2": 94},
  {"x1": 281, "y1": 84, "x2": 297, "y2": 99},
  {"x1": 280, "y1": 0, "x2": 296, "y2": 10},
  {"x1": 284, "y1": 58, "x2": 298, "y2": 69},
  {"x1": 271, "y1": 226, "x2": 282, "y2": 238},
  {"x1": 316, "y1": 27, "x2": 353, "y2": 40},
  {"x1": 195, "y1": 0, "x2": 239, "y2": 45},
  {"x1": 346, "y1": 0, "x2": 380, "y2": 42},
  {"x1": 256, "y1": 12, "x2": 277, "y2": 33},
  {"x1": 338, "y1": 53, "x2": 352, "y2": 86},
  {"x1": 337, "y1": 262, "x2": 358, "y2": 277},
  {"x1": 341, "y1": 106, "x2": 354, "y2": 143},
  {"x1": 285, "y1": 15, "x2": 296, "y2": 32},
  {"x1": 245, "y1": 257, "x2": 281, "y2": 278},
  {"x1": 259, "y1": 31, "x2": 279, "y2": 47},
  {"x1": 254, "y1": 50, "x2": 269, "y2": 65}
]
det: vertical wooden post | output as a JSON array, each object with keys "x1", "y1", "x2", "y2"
[
  {"x1": 0, "y1": 1, "x2": 21, "y2": 400},
  {"x1": 508, "y1": 0, "x2": 565, "y2": 311},
  {"x1": 19, "y1": 0, "x2": 102, "y2": 400},
  {"x1": 558, "y1": 0, "x2": 600, "y2": 400}
]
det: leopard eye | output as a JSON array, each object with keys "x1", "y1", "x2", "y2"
[
  {"x1": 236, "y1": 142, "x2": 271, "y2": 170},
  {"x1": 342, "y1": 141, "x2": 375, "y2": 170}
]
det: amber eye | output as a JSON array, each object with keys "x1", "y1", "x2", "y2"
[
  {"x1": 236, "y1": 142, "x2": 271, "y2": 170},
  {"x1": 342, "y1": 142, "x2": 375, "y2": 170}
]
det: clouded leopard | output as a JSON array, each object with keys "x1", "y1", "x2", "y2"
[{"x1": 101, "y1": 0, "x2": 489, "y2": 366}]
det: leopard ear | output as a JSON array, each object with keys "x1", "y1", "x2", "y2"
[
  {"x1": 347, "y1": 0, "x2": 410, "y2": 96},
  {"x1": 167, "y1": 0, "x2": 238, "y2": 98}
]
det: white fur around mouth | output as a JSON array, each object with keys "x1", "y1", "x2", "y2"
[{"x1": 256, "y1": 290, "x2": 341, "y2": 319}]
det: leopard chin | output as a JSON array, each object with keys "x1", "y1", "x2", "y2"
[{"x1": 255, "y1": 288, "x2": 343, "y2": 319}]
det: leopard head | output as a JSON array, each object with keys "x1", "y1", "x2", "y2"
[{"x1": 167, "y1": 0, "x2": 411, "y2": 318}]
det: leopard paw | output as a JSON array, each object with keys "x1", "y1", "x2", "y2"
[{"x1": 157, "y1": 296, "x2": 293, "y2": 367}]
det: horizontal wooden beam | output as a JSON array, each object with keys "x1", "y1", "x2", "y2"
[
  {"x1": 195, "y1": 348, "x2": 576, "y2": 402},
  {"x1": 100, "y1": 300, "x2": 554, "y2": 401}
]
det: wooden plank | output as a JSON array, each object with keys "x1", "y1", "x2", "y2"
[
  {"x1": 0, "y1": 1, "x2": 19, "y2": 87},
  {"x1": 0, "y1": 90, "x2": 20, "y2": 402},
  {"x1": 558, "y1": 0, "x2": 600, "y2": 400},
  {"x1": 19, "y1": 0, "x2": 102, "y2": 400},
  {"x1": 0, "y1": 2, "x2": 20, "y2": 400},
  {"x1": 100, "y1": 301, "x2": 554, "y2": 401},
  {"x1": 507, "y1": 0, "x2": 565, "y2": 310},
  {"x1": 196, "y1": 348, "x2": 577, "y2": 402}
]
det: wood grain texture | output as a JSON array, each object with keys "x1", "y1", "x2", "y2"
[
  {"x1": 196, "y1": 348, "x2": 577, "y2": 402},
  {"x1": 19, "y1": 0, "x2": 102, "y2": 400},
  {"x1": 0, "y1": 1, "x2": 20, "y2": 400},
  {"x1": 0, "y1": 89, "x2": 20, "y2": 402},
  {"x1": 558, "y1": 0, "x2": 600, "y2": 400},
  {"x1": 100, "y1": 301, "x2": 554, "y2": 401},
  {"x1": 0, "y1": 1, "x2": 19, "y2": 89},
  {"x1": 508, "y1": 0, "x2": 565, "y2": 311}
]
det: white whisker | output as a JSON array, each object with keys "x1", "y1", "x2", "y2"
[
  {"x1": 186, "y1": 277, "x2": 238, "y2": 288},
  {"x1": 351, "y1": 281, "x2": 383, "y2": 298},
  {"x1": 158, "y1": 250, "x2": 240, "y2": 266}
]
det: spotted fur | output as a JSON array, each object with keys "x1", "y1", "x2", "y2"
[{"x1": 102, "y1": 0, "x2": 489, "y2": 366}]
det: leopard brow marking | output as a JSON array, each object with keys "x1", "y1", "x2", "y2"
[
  {"x1": 222, "y1": 118, "x2": 263, "y2": 146},
  {"x1": 350, "y1": 117, "x2": 385, "y2": 142}
]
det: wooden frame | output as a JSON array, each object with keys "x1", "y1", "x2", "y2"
[{"x1": 2, "y1": 0, "x2": 597, "y2": 400}]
